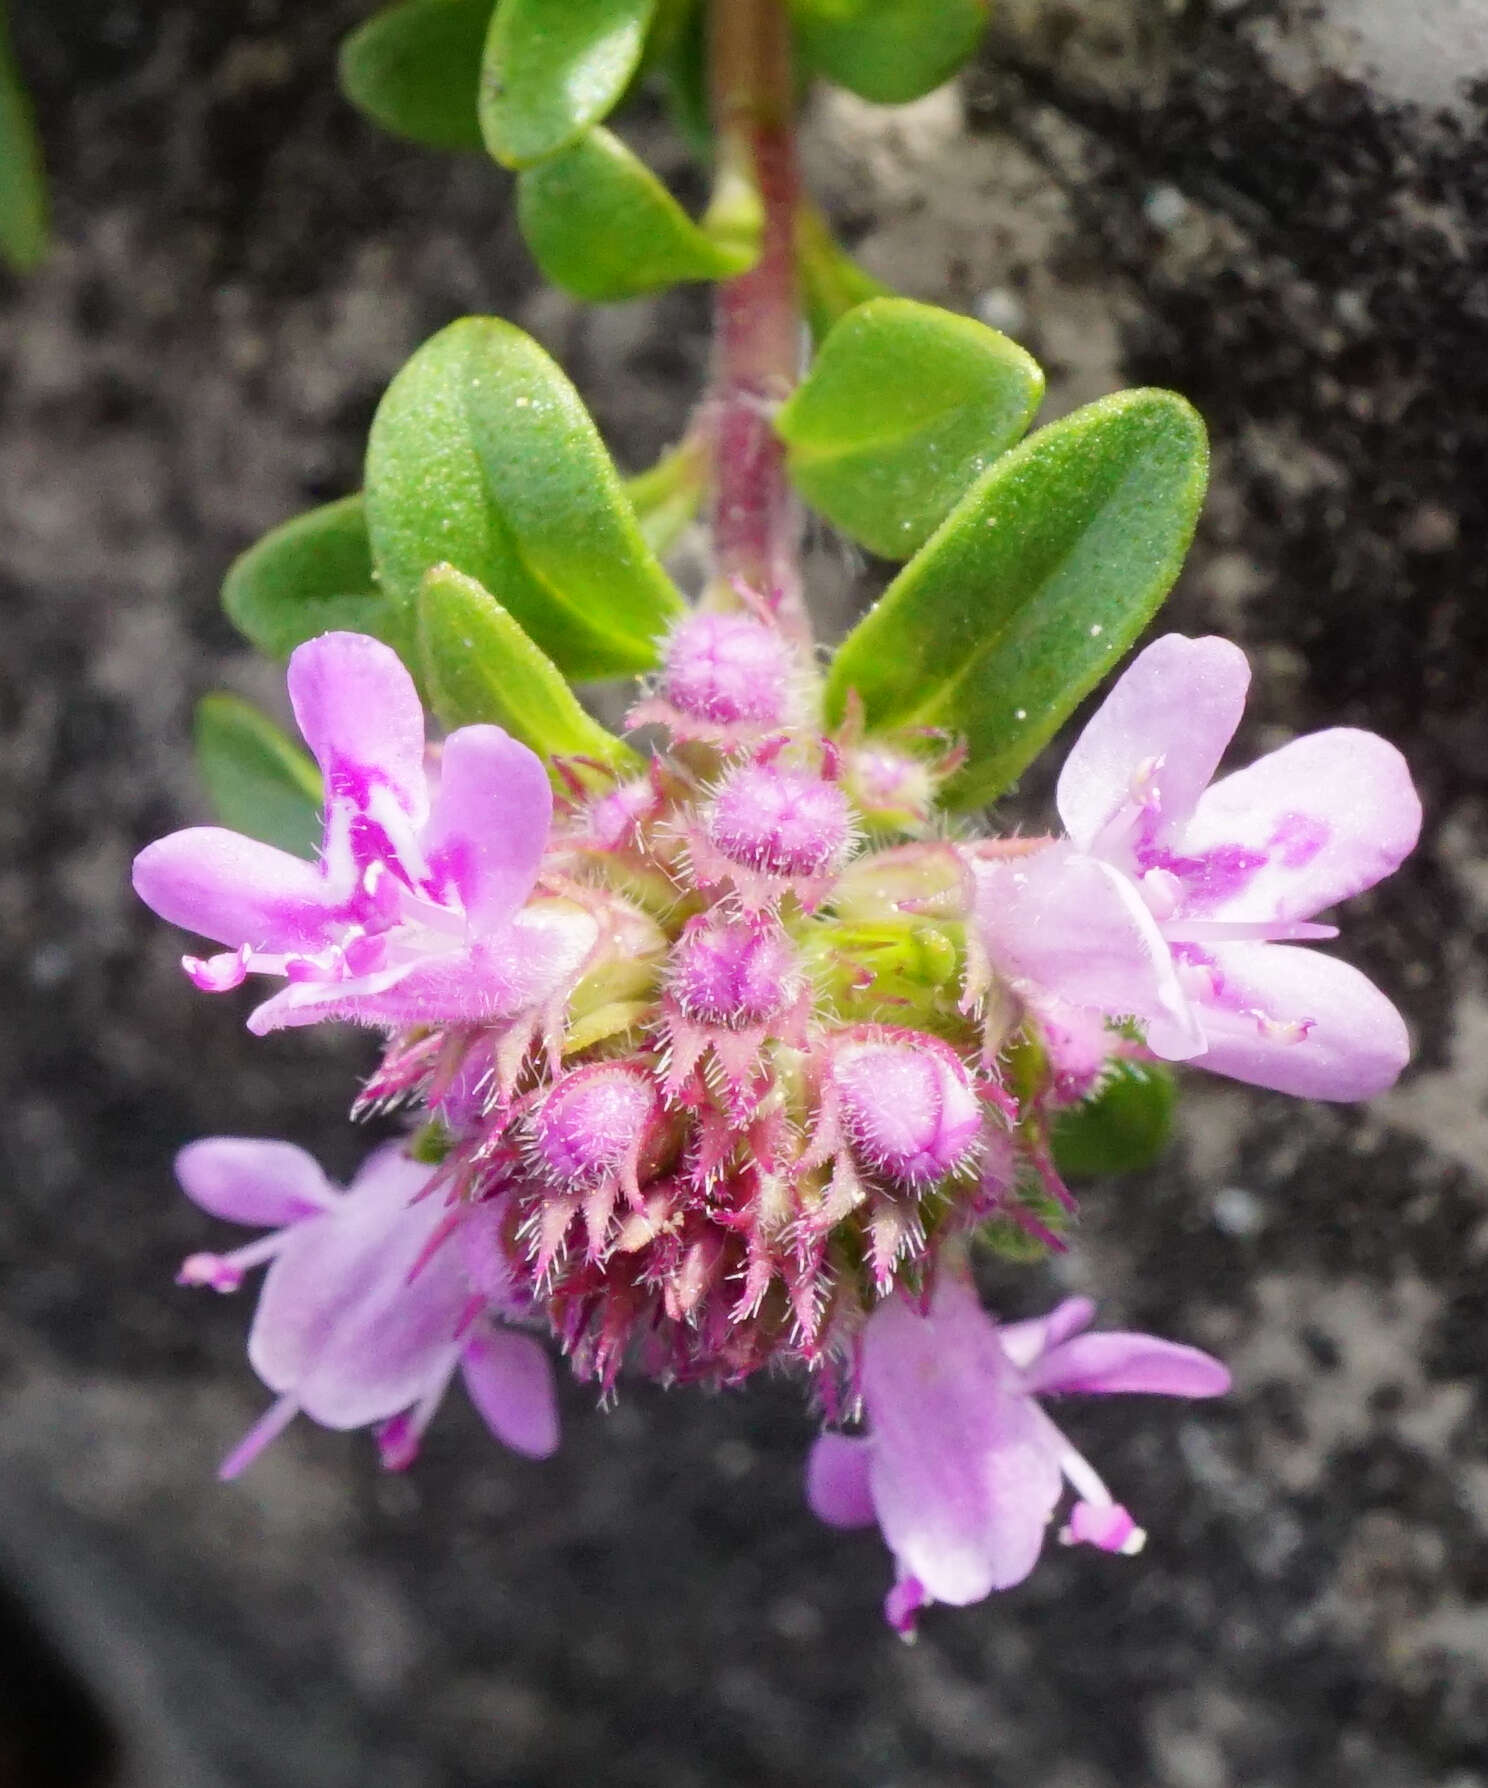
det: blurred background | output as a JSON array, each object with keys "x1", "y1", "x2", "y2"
[{"x1": 2, "y1": 1, "x2": 1487, "y2": 1783}]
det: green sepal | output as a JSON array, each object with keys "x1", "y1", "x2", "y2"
[
  {"x1": 826, "y1": 388, "x2": 1209, "y2": 809},
  {"x1": 795, "y1": 204, "x2": 892, "y2": 343},
  {"x1": 624, "y1": 435, "x2": 707, "y2": 555},
  {"x1": 0, "y1": 0, "x2": 47, "y2": 273},
  {"x1": 1051, "y1": 1061, "x2": 1176, "y2": 1179},
  {"x1": 366, "y1": 316, "x2": 684, "y2": 679},
  {"x1": 338, "y1": 0, "x2": 492, "y2": 153},
  {"x1": 776, "y1": 297, "x2": 1043, "y2": 559},
  {"x1": 221, "y1": 493, "x2": 400, "y2": 661},
  {"x1": 193, "y1": 694, "x2": 323, "y2": 860},
  {"x1": 479, "y1": 0, "x2": 657, "y2": 168},
  {"x1": 417, "y1": 562, "x2": 641, "y2": 782},
  {"x1": 791, "y1": 0, "x2": 990, "y2": 105},
  {"x1": 516, "y1": 126, "x2": 758, "y2": 302}
]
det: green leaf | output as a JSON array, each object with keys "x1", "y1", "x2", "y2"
[
  {"x1": 826, "y1": 388, "x2": 1208, "y2": 809},
  {"x1": 1051, "y1": 1061, "x2": 1176, "y2": 1179},
  {"x1": 624, "y1": 434, "x2": 706, "y2": 555},
  {"x1": 365, "y1": 315, "x2": 685, "y2": 679},
  {"x1": 791, "y1": 0, "x2": 990, "y2": 105},
  {"x1": 194, "y1": 695, "x2": 323, "y2": 860},
  {"x1": 775, "y1": 297, "x2": 1043, "y2": 559},
  {"x1": 480, "y1": 0, "x2": 656, "y2": 168},
  {"x1": 339, "y1": 0, "x2": 491, "y2": 154},
  {"x1": 795, "y1": 204, "x2": 892, "y2": 344},
  {"x1": 0, "y1": 0, "x2": 47, "y2": 274},
  {"x1": 516, "y1": 126, "x2": 757, "y2": 302},
  {"x1": 418, "y1": 562, "x2": 640, "y2": 780},
  {"x1": 221, "y1": 493, "x2": 400, "y2": 661}
]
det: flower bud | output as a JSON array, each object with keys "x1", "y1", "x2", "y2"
[
  {"x1": 833, "y1": 1036, "x2": 982, "y2": 1187},
  {"x1": 842, "y1": 744, "x2": 939, "y2": 833},
  {"x1": 671, "y1": 918, "x2": 797, "y2": 1027},
  {"x1": 530, "y1": 1065, "x2": 657, "y2": 1189},
  {"x1": 707, "y1": 764, "x2": 851, "y2": 879},
  {"x1": 662, "y1": 613, "x2": 793, "y2": 726}
]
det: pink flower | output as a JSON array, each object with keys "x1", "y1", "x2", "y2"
[
  {"x1": 973, "y1": 634, "x2": 1421, "y2": 1099},
  {"x1": 806, "y1": 1269, "x2": 1228, "y2": 1635},
  {"x1": 132, "y1": 632, "x2": 595, "y2": 1034},
  {"x1": 176, "y1": 1136, "x2": 559, "y2": 1477}
]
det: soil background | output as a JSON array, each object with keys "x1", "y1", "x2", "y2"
[{"x1": 2, "y1": 3, "x2": 1487, "y2": 1785}]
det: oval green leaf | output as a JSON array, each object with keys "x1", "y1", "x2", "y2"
[
  {"x1": 480, "y1": 0, "x2": 657, "y2": 168},
  {"x1": 339, "y1": 0, "x2": 491, "y2": 154},
  {"x1": 419, "y1": 563, "x2": 640, "y2": 781},
  {"x1": 1051, "y1": 1061, "x2": 1176, "y2": 1179},
  {"x1": 194, "y1": 695, "x2": 323, "y2": 860},
  {"x1": 222, "y1": 493, "x2": 400, "y2": 661},
  {"x1": 826, "y1": 388, "x2": 1209, "y2": 809},
  {"x1": 776, "y1": 297, "x2": 1043, "y2": 559},
  {"x1": 365, "y1": 315, "x2": 684, "y2": 678},
  {"x1": 791, "y1": 0, "x2": 990, "y2": 105},
  {"x1": 0, "y1": 1, "x2": 47, "y2": 273},
  {"x1": 517, "y1": 126, "x2": 757, "y2": 302}
]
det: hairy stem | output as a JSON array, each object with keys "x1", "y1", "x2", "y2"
[{"x1": 707, "y1": 0, "x2": 807, "y2": 643}]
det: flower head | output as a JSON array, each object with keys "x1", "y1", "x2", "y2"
[
  {"x1": 806, "y1": 1267, "x2": 1228, "y2": 1635},
  {"x1": 973, "y1": 634, "x2": 1421, "y2": 1099},
  {"x1": 175, "y1": 1136, "x2": 559, "y2": 1476},
  {"x1": 133, "y1": 633, "x2": 594, "y2": 1035}
]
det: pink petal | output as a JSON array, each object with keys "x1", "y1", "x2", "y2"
[
  {"x1": 286, "y1": 633, "x2": 428, "y2": 823},
  {"x1": 175, "y1": 1137, "x2": 338, "y2": 1227},
  {"x1": 1178, "y1": 729, "x2": 1421, "y2": 923},
  {"x1": 247, "y1": 1147, "x2": 469, "y2": 1428},
  {"x1": 423, "y1": 726, "x2": 552, "y2": 930},
  {"x1": 132, "y1": 828, "x2": 338, "y2": 951},
  {"x1": 862, "y1": 1275, "x2": 1062, "y2": 1603},
  {"x1": 976, "y1": 846, "x2": 1204, "y2": 1057},
  {"x1": 1026, "y1": 1331, "x2": 1230, "y2": 1399},
  {"x1": 806, "y1": 1433, "x2": 876, "y2": 1529},
  {"x1": 1056, "y1": 635, "x2": 1250, "y2": 852},
  {"x1": 997, "y1": 1296, "x2": 1096, "y2": 1371},
  {"x1": 459, "y1": 1326, "x2": 560, "y2": 1458},
  {"x1": 1188, "y1": 941, "x2": 1411, "y2": 1100}
]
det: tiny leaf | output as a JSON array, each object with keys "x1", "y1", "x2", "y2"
[
  {"x1": 1051, "y1": 1061, "x2": 1176, "y2": 1179},
  {"x1": 222, "y1": 493, "x2": 399, "y2": 661},
  {"x1": 791, "y1": 0, "x2": 990, "y2": 105},
  {"x1": 365, "y1": 315, "x2": 684, "y2": 678},
  {"x1": 826, "y1": 388, "x2": 1208, "y2": 809},
  {"x1": 517, "y1": 126, "x2": 757, "y2": 302},
  {"x1": 795, "y1": 204, "x2": 892, "y2": 344},
  {"x1": 0, "y1": 0, "x2": 47, "y2": 273},
  {"x1": 624, "y1": 435, "x2": 706, "y2": 556},
  {"x1": 776, "y1": 297, "x2": 1043, "y2": 559},
  {"x1": 418, "y1": 563, "x2": 641, "y2": 780},
  {"x1": 480, "y1": 0, "x2": 657, "y2": 168},
  {"x1": 194, "y1": 695, "x2": 323, "y2": 860},
  {"x1": 339, "y1": 0, "x2": 491, "y2": 154}
]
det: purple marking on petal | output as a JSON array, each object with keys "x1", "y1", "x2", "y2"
[
  {"x1": 286, "y1": 633, "x2": 428, "y2": 825},
  {"x1": 1267, "y1": 811, "x2": 1330, "y2": 869},
  {"x1": 1137, "y1": 843, "x2": 1269, "y2": 913}
]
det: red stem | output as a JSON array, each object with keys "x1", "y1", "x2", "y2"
[{"x1": 707, "y1": 0, "x2": 807, "y2": 643}]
